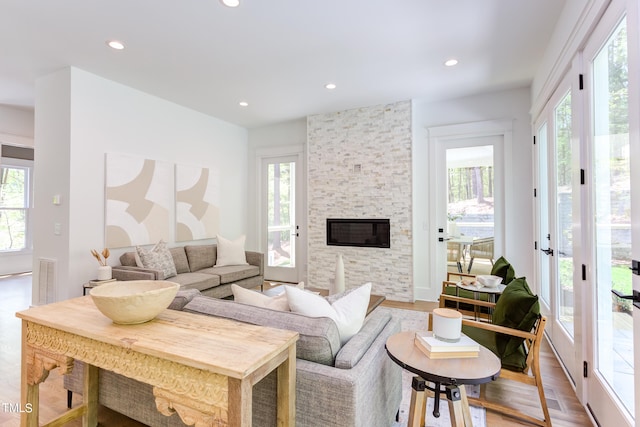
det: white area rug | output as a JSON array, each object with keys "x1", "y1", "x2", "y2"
[{"x1": 382, "y1": 307, "x2": 487, "y2": 427}]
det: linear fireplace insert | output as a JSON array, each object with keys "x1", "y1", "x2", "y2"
[{"x1": 326, "y1": 218, "x2": 390, "y2": 248}]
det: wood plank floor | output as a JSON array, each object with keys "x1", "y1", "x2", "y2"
[{"x1": 0, "y1": 274, "x2": 594, "y2": 426}]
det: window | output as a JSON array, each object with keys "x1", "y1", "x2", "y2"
[{"x1": 0, "y1": 160, "x2": 32, "y2": 252}]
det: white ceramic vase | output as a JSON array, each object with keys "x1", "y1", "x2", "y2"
[
  {"x1": 97, "y1": 265, "x2": 112, "y2": 281},
  {"x1": 447, "y1": 221, "x2": 458, "y2": 236},
  {"x1": 330, "y1": 254, "x2": 345, "y2": 295}
]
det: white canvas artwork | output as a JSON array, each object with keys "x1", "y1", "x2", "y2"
[
  {"x1": 175, "y1": 164, "x2": 220, "y2": 241},
  {"x1": 105, "y1": 153, "x2": 173, "y2": 248}
]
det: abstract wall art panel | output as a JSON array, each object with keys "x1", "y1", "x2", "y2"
[
  {"x1": 105, "y1": 153, "x2": 172, "y2": 248},
  {"x1": 175, "y1": 164, "x2": 220, "y2": 241}
]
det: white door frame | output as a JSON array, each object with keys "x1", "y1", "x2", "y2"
[
  {"x1": 533, "y1": 71, "x2": 581, "y2": 386},
  {"x1": 419, "y1": 119, "x2": 512, "y2": 302},
  {"x1": 581, "y1": 0, "x2": 638, "y2": 423}
]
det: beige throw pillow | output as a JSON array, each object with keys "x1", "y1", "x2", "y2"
[
  {"x1": 231, "y1": 283, "x2": 304, "y2": 311},
  {"x1": 215, "y1": 234, "x2": 248, "y2": 267},
  {"x1": 135, "y1": 240, "x2": 177, "y2": 279},
  {"x1": 285, "y1": 282, "x2": 372, "y2": 345}
]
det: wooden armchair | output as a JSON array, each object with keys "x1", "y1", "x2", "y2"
[
  {"x1": 467, "y1": 236, "x2": 494, "y2": 273},
  {"x1": 439, "y1": 280, "x2": 551, "y2": 427},
  {"x1": 447, "y1": 241, "x2": 465, "y2": 273},
  {"x1": 440, "y1": 272, "x2": 492, "y2": 320}
]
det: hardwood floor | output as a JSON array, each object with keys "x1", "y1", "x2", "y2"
[{"x1": 0, "y1": 274, "x2": 594, "y2": 426}]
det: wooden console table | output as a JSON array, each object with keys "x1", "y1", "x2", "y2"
[{"x1": 17, "y1": 296, "x2": 298, "y2": 427}]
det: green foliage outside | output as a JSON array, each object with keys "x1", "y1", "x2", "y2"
[
  {"x1": 0, "y1": 167, "x2": 27, "y2": 251},
  {"x1": 558, "y1": 258, "x2": 632, "y2": 312}
]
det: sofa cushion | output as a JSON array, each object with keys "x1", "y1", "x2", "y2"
[
  {"x1": 492, "y1": 276, "x2": 540, "y2": 356},
  {"x1": 199, "y1": 264, "x2": 260, "y2": 284},
  {"x1": 184, "y1": 296, "x2": 341, "y2": 365},
  {"x1": 334, "y1": 310, "x2": 391, "y2": 369},
  {"x1": 135, "y1": 240, "x2": 177, "y2": 279},
  {"x1": 461, "y1": 325, "x2": 528, "y2": 372},
  {"x1": 185, "y1": 244, "x2": 216, "y2": 271},
  {"x1": 215, "y1": 234, "x2": 248, "y2": 267},
  {"x1": 286, "y1": 282, "x2": 371, "y2": 345},
  {"x1": 168, "y1": 272, "x2": 220, "y2": 292},
  {"x1": 170, "y1": 247, "x2": 190, "y2": 274},
  {"x1": 168, "y1": 289, "x2": 201, "y2": 310},
  {"x1": 119, "y1": 251, "x2": 138, "y2": 267},
  {"x1": 231, "y1": 283, "x2": 291, "y2": 311},
  {"x1": 491, "y1": 256, "x2": 516, "y2": 284}
]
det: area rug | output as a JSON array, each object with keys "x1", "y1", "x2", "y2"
[{"x1": 381, "y1": 307, "x2": 487, "y2": 427}]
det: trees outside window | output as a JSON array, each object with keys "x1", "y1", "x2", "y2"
[{"x1": 0, "y1": 163, "x2": 31, "y2": 251}]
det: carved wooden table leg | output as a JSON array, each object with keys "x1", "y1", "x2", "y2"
[{"x1": 21, "y1": 321, "x2": 75, "y2": 427}]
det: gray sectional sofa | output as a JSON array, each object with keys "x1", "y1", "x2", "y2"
[
  {"x1": 111, "y1": 244, "x2": 264, "y2": 299},
  {"x1": 65, "y1": 290, "x2": 403, "y2": 427}
]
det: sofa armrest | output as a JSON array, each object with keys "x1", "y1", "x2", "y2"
[
  {"x1": 112, "y1": 265, "x2": 162, "y2": 281},
  {"x1": 334, "y1": 309, "x2": 391, "y2": 369},
  {"x1": 245, "y1": 251, "x2": 264, "y2": 276},
  {"x1": 293, "y1": 313, "x2": 402, "y2": 426}
]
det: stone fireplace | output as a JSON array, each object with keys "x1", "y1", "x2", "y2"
[{"x1": 307, "y1": 100, "x2": 413, "y2": 301}]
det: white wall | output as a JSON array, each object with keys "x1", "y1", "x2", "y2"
[
  {"x1": 531, "y1": 0, "x2": 610, "y2": 117},
  {"x1": 33, "y1": 67, "x2": 249, "y2": 302},
  {"x1": 0, "y1": 104, "x2": 34, "y2": 143},
  {"x1": 412, "y1": 87, "x2": 534, "y2": 299},
  {"x1": 0, "y1": 105, "x2": 35, "y2": 275}
]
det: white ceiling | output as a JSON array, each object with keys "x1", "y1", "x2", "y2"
[{"x1": 0, "y1": 0, "x2": 566, "y2": 129}]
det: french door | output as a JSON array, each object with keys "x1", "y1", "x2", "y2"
[
  {"x1": 582, "y1": 1, "x2": 638, "y2": 424},
  {"x1": 428, "y1": 121, "x2": 508, "y2": 301},
  {"x1": 534, "y1": 73, "x2": 579, "y2": 383},
  {"x1": 260, "y1": 152, "x2": 304, "y2": 283}
]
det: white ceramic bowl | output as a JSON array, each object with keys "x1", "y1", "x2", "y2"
[
  {"x1": 90, "y1": 280, "x2": 180, "y2": 324},
  {"x1": 476, "y1": 275, "x2": 502, "y2": 288}
]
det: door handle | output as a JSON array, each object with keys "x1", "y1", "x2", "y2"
[
  {"x1": 611, "y1": 289, "x2": 640, "y2": 309},
  {"x1": 438, "y1": 237, "x2": 452, "y2": 242},
  {"x1": 540, "y1": 248, "x2": 554, "y2": 256}
]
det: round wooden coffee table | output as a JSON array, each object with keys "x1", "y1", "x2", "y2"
[{"x1": 386, "y1": 331, "x2": 501, "y2": 427}]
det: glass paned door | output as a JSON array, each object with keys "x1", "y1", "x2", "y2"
[
  {"x1": 554, "y1": 91, "x2": 575, "y2": 338},
  {"x1": 537, "y1": 122, "x2": 552, "y2": 307},
  {"x1": 592, "y1": 16, "x2": 634, "y2": 417},
  {"x1": 262, "y1": 155, "x2": 302, "y2": 283},
  {"x1": 446, "y1": 145, "x2": 495, "y2": 276},
  {"x1": 536, "y1": 85, "x2": 578, "y2": 382}
]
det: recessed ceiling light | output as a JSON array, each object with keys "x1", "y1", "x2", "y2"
[
  {"x1": 444, "y1": 59, "x2": 458, "y2": 67},
  {"x1": 325, "y1": 83, "x2": 337, "y2": 90},
  {"x1": 220, "y1": 0, "x2": 240, "y2": 7},
  {"x1": 106, "y1": 40, "x2": 125, "y2": 50},
  {"x1": 239, "y1": 101, "x2": 249, "y2": 107}
]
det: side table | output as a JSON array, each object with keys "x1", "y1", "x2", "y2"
[
  {"x1": 455, "y1": 282, "x2": 505, "y2": 320},
  {"x1": 386, "y1": 331, "x2": 500, "y2": 427},
  {"x1": 83, "y1": 278, "x2": 117, "y2": 295}
]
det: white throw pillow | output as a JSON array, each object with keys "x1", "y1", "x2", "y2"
[
  {"x1": 231, "y1": 283, "x2": 304, "y2": 311},
  {"x1": 285, "y1": 282, "x2": 372, "y2": 345},
  {"x1": 215, "y1": 234, "x2": 249, "y2": 267},
  {"x1": 135, "y1": 240, "x2": 177, "y2": 279}
]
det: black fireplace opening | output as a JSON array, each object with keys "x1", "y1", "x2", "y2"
[{"x1": 326, "y1": 218, "x2": 390, "y2": 248}]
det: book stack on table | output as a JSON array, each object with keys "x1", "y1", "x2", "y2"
[{"x1": 414, "y1": 331, "x2": 480, "y2": 359}]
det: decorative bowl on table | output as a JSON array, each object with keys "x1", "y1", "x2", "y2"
[
  {"x1": 476, "y1": 275, "x2": 502, "y2": 288},
  {"x1": 90, "y1": 280, "x2": 180, "y2": 324}
]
